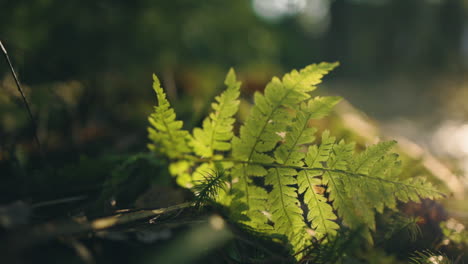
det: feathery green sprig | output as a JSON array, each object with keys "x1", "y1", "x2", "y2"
[{"x1": 147, "y1": 62, "x2": 444, "y2": 260}]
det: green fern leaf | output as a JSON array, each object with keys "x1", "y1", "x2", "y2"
[
  {"x1": 321, "y1": 140, "x2": 362, "y2": 230},
  {"x1": 299, "y1": 131, "x2": 339, "y2": 240},
  {"x1": 267, "y1": 96, "x2": 341, "y2": 254},
  {"x1": 344, "y1": 141, "x2": 398, "y2": 232},
  {"x1": 266, "y1": 166, "x2": 309, "y2": 256},
  {"x1": 148, "y1": 74, "x2": 191, "y2": 158},
  {"x1": 192, "y1": 68, "x2": 241, "y2": 157},
  {"x1": 349, "y1": 140, "x2": 397, "y2": 175},
  {"x1": 230, "y1": 163, "x2": 272, "y2": 230},
  {"x1": 322, "y1": 139, "x2": 443, "y2": 238},
  {"x1": 230, "y1": 62, "x2": 339, "y2": 226}
]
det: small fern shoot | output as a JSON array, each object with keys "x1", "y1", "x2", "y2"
[{"x1": 192, "y1": 169, "x2": 227, "y2": 208}]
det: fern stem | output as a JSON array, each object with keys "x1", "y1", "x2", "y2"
[
  {"x1": 178, "y1": 155, "x2": 445, "y2": 196},
  {"x1": 242, "y1": 164, "x2": 250, "y2": 206}
]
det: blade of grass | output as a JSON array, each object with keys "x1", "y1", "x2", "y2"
[{"x1": 0, "y1": 40, "x2": 43, "y2": 156}]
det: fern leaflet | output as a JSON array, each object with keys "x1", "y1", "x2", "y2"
[
  {"x1": 299, "y1": 131, "x2": 339, "y2": 240},
  {"x1": 192, "y1": 68, "x2": 241, "y2": 157}
]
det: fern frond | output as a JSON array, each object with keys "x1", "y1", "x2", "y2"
[
  {"x1": 320, "y1": 139, "x2": 442, "y2": 239},
  {"x1": 344, "y1": 146, "x2": 442, "y2": 227},
  {"x1": 229, "y1": 164, "x2": 272, "y2": 230},
  {"x1": 321, "y1": 140, "x2": 362, "y2": 230},
  {"x1": 299, "y1": 131, "x2": 339, "y2": 240},
  {"x1": 232, "y1": 62, "x2": 339, "y2": 161},
  {"x1": 266, "y1": 96, "x2": 341, "y2": 255},
  {"x1": 230, "y1": 62, "x2": 339, "y2": 228},
  {"x1": 349, "y1": 140, "x2": 397, "y2": 175},
  {"x1": 148, "y1": 74, "x2": 192, "y2": 158},
  {"x1": 343, "y1": 141, "x2": 398, "y2": 233},
  {"x1": 146, "y1": 63, "x2": 446, "y2": 260},
  {"x1": 192, "y1": 68, "x2": 241, "y2": 157}
]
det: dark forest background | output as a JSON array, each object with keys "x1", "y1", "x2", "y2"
[{"x1": 1, "y1": 0, "x2": 467, "y2": 263}]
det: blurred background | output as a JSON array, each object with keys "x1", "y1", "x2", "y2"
[{"x1": 1, "y1": 0, "x2": 468, "y2": 263}]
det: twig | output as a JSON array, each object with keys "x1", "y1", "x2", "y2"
[
  {"x1": 31, "y1": 195, "x2": 88, "y2": 208},
  {"x1": 0, "y1": 40, "x2": 43, "y2": 156},
  {"x1": 5, "y1": 202, "x2": 194, "y2": 249}
]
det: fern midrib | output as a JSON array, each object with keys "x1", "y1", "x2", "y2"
[
  {"x1": 302, "y1": 140, "x2": 332, "y2": 234},
  {"x1": 322, "y1": 146, "x2": 353, "y2": 221},
  {"x1": 250, "y1": 161, "x2": 441, "y2": 195},
  {"x1": 242, "y1": 83, "x2": 295, "y2": 208},
  {"x1": 155, "y1": 109, "x2": 177, "y2": 146},
  {"x1": 208, "y1": 101, "x2": 224, "y2": 156},
  {"x1": 303, "y1": 170, "x2": 329, "y2": 235},
  {"x1": 184, "y1": 154, "x2": 443, "y2": 195},
  {"x1": 245, "y1": 72, "x2": 311, "y2": 164},
  {"x1": 245, "y1": 97, "x2": 285, "y2": 163},
  {"x1": 325, "y1": 170, "x2": 352, "y2": 221},
  {"x1": 272, "y1": 112, "x2": 310, "y2": 232},
  {"x1": 209, "y1": 120, "x2": 219, "y2": 156},
  {"x1": 353, "y1": 154, "x2": 372, "y2": 173},
  {"x1": 274, "y1": 167, "x2": 294, "y2": 231},
  {"x1": 242, "y1": 164, "x2": 250, "y2": 206},
  {"x1": 240, "y1": 100, "x2": 279, "y2": 209},
  {"x1": 282, "y1": 111, "x2": 311, "y2": 163}
]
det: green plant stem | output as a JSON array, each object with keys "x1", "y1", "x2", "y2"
[{"x1": 178, "y1": 155, "x2": 446, "y2": 197}]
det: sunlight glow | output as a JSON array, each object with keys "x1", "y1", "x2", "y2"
[
  {"x1": 445, "y1": 218, "x2": 465, "y2": 233},
  {"x1": 432, "y1": 121, "x2": 468, "y2": 156},
  {"x1": 252, "y1": 0, "x2": 307, "y2": 21},
  {"x1": 252, "y1": 0, "x2": 331, "y2": 34},
  {"x1": 432, "y1": 121, "x2": 468, "y2": 189}
]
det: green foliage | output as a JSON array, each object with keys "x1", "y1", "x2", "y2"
[
  {"x1": 299, "y1": 130, "x2": 340, "y2": 240},
  {"x1": 305, "y1": 228, "x2": 362, "y2": 264},
  {"x1": 148, "y1": 74, "x2": 192, "y2": 158},
  {"x1": 191, "y1": 68, "x2": 241, "y2": 158},
  {"x1": 147, "y1": 62, "x2": 443, "y2": 261},
  {"x1": 383, "y1": 214, "x2": 422, "y2": 242},
  {"x1": 440, "y1": 218, "x2": 468, "y2": 246},
  {"x1": 410, "y1": 250, "x2": 452, "y2": 264},
  {"x1": 192, "y1": 169, "x2": 227, "y2": 208}
]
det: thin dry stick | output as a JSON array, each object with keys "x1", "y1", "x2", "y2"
[
  {"x1": 7, "y1": 202, "x2": 194, "y2": 249},
  {"x1": 0, "y1": 40, "x2": 42, "y2": 155}
]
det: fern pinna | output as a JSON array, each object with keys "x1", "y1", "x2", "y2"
[{"x1": 147, "y1": 62, "x2": 443, "y2": 260}]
